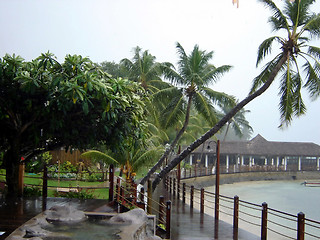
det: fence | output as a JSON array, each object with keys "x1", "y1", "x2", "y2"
[
  {"x1": 108, "y1": 164, "x2": 172, "y2": 239},
  {"x1": 165, "y1": 176, "x2": 320, "y2": 240},
  {"x1": 180, "y1": 164, "x2": 320, "y2": 179}
]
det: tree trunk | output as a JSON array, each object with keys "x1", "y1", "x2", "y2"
[
  {"x1": 152, "y1": 54, "x2": 287, "y2": 191},
  {"x1": 140, "y1": 94, "x2": 193, "y2": 185},
  {"x1": 4, "y1": 144, "x2": 22, "y2": 197}
]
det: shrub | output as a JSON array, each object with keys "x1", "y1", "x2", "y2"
[
  {"x1": 24, "y1": 186, "x2": 42, "y2": 197},
  {"x1": 54, "y1": 188, "x2": 95, "y2": 199}
]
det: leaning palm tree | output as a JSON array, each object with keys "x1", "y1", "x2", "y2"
[
  {"x1": 140, "y1": 42, "x2": 234, "y2": 185},
  {"x1": 151, "y1": 0, "x2": 320, "y2": 191}
]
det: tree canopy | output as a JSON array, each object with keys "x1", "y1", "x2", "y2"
[{"x1": 0, "y1": 52, "x2": 147, "y2": 196}]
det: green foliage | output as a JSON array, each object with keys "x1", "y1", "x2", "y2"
[
  {"x1": 25, "y1": 152, "x2": 52, "y2": 173},
  {"x1": 23, "y1": 186, "x2": 42, "y2": 197},
  {"x1": 0, "y1": 52, "x2": 148, "y2": 195},
  {"x1": 54, "y1": 188, "x2": 95, "y2": 199},
  {"x1": 252, "y1": 0, "x2": 320, "y2": 127}
]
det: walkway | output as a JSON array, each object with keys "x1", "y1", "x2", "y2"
[{"x1": 170, "y1": 197, "x2": 259, "y2": 240}]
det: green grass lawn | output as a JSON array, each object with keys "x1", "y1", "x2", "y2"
[{"x1": 0, "y1": 167, "x2": 152, "y2": 200}]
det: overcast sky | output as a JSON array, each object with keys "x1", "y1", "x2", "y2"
[{"x1": 1, "y1": 0, "x2": 319, "y2": 144}]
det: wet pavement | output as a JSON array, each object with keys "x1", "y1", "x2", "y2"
[
  {"x1": 170, "y1": 198, "x2": 259, "y2": 240},
  {"x1": 0, "y1": 194, "x2": 259, "y2": 240}
]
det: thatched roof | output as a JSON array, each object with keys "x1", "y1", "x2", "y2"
[{"x1": 199, "y1": 134, "x2": 320, "y2": 157}]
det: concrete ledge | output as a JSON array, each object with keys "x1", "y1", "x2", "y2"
[{"x1": 181, "y1": 171, "x2": 320, "y2": 188}]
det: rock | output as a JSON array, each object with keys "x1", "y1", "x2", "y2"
[
  {"x1": 109, "y1": 208, "x2": 148, "y2": 225},
  {"x1": 45, "y1": 205, "x2": 86, "y2": 222}
]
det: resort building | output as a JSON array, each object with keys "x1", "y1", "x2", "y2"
[{"x1": 184, "y1": 134, "x2": 320, "y2": 173}]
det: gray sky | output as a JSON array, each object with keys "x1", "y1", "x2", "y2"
[{"x1": 1, "y1": 0, "x2": 319, "y2": 144}]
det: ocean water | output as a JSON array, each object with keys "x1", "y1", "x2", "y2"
[{"x1": 205, "y1": 180, "x2": 320, "y2": 239}]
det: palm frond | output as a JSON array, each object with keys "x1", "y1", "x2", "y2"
[
  {"x1": 80, "y1": 150, "x2": 119, "y2": 165},
  {"x1": 256, "y1": 36, "x2": 283, "y2": 67},
  {"x1": 192, "y1": 92, "x2": 218, "y2": 126},
  {"x1": 251, "y1": 53, "x2": 285, "y2": 94},
  {"x1": 302, "y1": 13, "x2": 320, "y2": 39},
  {"x1": 258, "y1": 0, "x2": 289, "y2": 33},
  {"x1": 303, "y1": 60, "x2": 320, "y2": 99},
  {"x1": 160, "y1": 93, "x2": 185, "y2": 129}
]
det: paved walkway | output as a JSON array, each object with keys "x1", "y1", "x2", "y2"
[{"x1": 170, "y1": 197, "x2": 259, "y2": 240}]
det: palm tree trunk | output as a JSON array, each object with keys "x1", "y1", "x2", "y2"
[
  {"x1": 223, "y1": 122, "x2": 231, "y2": 142},
  {"x1": 152, "y1": 54, "x2": 287, "y2": 191},
  {"x1": 140, "y1": 95, "x2": 193, "y2": 185}
]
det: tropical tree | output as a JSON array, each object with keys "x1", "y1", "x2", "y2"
[
  {"x1": 0, "y1": 53, "x2": 147, "y2": 196},
  {"x1": 121, "y1": 46, "x2": 170, "y2": 93},
  {"x1": 151, "y1": 0, "x2": 320, "y2": 191},
  {"x1": 140, "y1": 42, "x2": 235, "y2": 185},
  {"x1": 81, "y1": 138, "x2": 164, "y2": 182},
  {"x1": 218, "y1": 103, "x2": 253, "y2": 141}
]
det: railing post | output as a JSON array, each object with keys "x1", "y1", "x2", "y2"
[
  {"x1": 177, "y1": 180, "x2": 180, "y2": 200},
  {"x1": 132, "y1": 183, "x2": 137, "y2": 204},
  {"x1": 182, "y1": 183, "x2": 186, "y2": 204},
  {"x1": 200, "y1": 188, "x2": 204, "y2": 214},
  {"x1": 233, "y1": 195, "x2": 239, "y2": 229},
  {"x1": 169, "y1": 177, "x2": 172, "y2": 194},
  {"x1": 166, "y1": 200, "x2": 171, "y2": 240},
  {"x1": 261, "y1": 202, "x2": 268, "y2": 240},
  {"x1": 139, "y1": 187, "x2": 145, "y2": 210},
  {"x1": 173, "y1": 178, "x2": 176, "y2": 197},
  {"x1": 42, "y1": 163, "x2": 48, "y2": 211},
  {"x1": 159, "y1": 196, "x2": 165, "y2": 225},
  {"x1": 109, "y1": 164, "x2": 114, "y2": 202},
  {"x1": 297, "y1": 212, "x2": 305, "y2": 240},
  {"x1": 120, "y1": 186, "x2": 124, "y2": 212},
  {"x1": 190, "y1": 185, "x2": 194, "y2": 209},
  {"x1": 215, "y1": 140, "x2": 220, "y2": 221},
  {"x1": 116, "y1": 178, "x2": 120, "y2": 202},
  {"x1": 189, "y1": 168, "x2": 192, "y2": 178},
  {"x1": 147, "y1": 180, "x2": 152, "y2": 214}
]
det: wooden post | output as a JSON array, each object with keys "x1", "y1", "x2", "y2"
[
  {"x1": 177, "y1": 145, "x2": 181, "y2": 184},
  {"x1": 233, "y1": 195, "x2": 239, "y2": 229},
  {"x1": 116, "y1": 178, "x2": 120, "y2": 202},
  {"x1": 139, "y1": 187, "x2": 145, "y2": 210},
  {"x1": 109, "y1": 164, "x2": 114, "y2": 202},
  {"x1": 177, "y1": 179, "x2": 180, "y2": 199},
  {"x1": 190, "y1": 185, "x2": 194, "y2": 209},
  {"x1": 297, "y1": 212, "x2": 305, "y2": 240},
  {"x1": 173, "y1": 178, "x2": 176, "y2": 197},
  {"x1": 215, "y1": 140, "x2": 220, "y2": 220},
  {"x1": 132, "y1": 183, "x2": 137, "y2": 204},
  {"x1": 261, "y1": 202, "x2": 268, "y2": 240},
  {"x1": 166, "y1": 201, "x2": 171, "y2": 240},
  {"x1": 147, "y1": 180, "x2": 152, "y2": 214},
  {"x1": 169, "y1": 177, "x2": 172, "y2": 194},
  {"x1": 42, "y1": 163, "x2": 48, "y2": 211},
  {"x1": 189, "y1": 168, "x2": 192, "y2": 178},
  {"x1": 120, "y1": 186, "x2": 124, "y2": 212},
  {"x1": 182, "y1": 183, "x2": 186, "y2": 204},
  {"x1": 200, "y1": 188, "x2": 204, "y2": 214},
  {"x1": 18, "y1": 162, "x2": 25, "y2": 196},
  {"x1": 159, "y1": 196, "x2": 165, "y2": 225}
]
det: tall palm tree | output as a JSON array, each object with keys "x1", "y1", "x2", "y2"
[
  {"x1": 140, "y1": 42, "x2": 234, "y2": 185},
  {"x1": 151, "y1": 0, "x2": 320, "y2": 191}
]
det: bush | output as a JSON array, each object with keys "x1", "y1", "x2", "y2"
[
  {"x1": 54, "y1": 188, "x2": 95, "y2": 199},
  {"x1": 24, "y1": 186, "x2": 42, "y2": 197}
]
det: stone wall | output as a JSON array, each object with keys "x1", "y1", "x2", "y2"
[{"x1": 181, "y1": 171, "x2": 320, "y2": 188}]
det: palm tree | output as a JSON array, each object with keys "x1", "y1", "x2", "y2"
[
  {"x1": 140, "y1": 42, "x2": 234, "y2": 185},
  {"x1": 218, "y1": 103, "x2": 253, "y2": 141},
  {"x1": 151, "y1": 0, "x2": 320, "y2": 191},
  {"x1": 121, "y1": 46, "x2": 170, "y2": 93}
]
